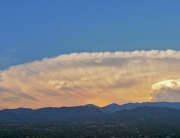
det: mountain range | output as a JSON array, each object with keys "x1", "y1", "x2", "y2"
[{"x1": 1, "y1": 102, "x2": 180, "y2": 121}]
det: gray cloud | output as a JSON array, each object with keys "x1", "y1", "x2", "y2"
[
  {"x1": 0, "y1": 86, "x2": 16, "y2": 95},
  {"x1": 151, "y1": 79, "x2": 180, "y2": 102},
  {"x1": 2, "y1": 96, "x2": 21, "y2": 102},
  {"x1": 0, "y1": 86, "x2": 37, "y2": 101},
  {"x1": 151, "y1": 88, "x2": 180, "y2": 102},
  {"x1": 16, "y1": 93, "x2": 37, "y2": 101}
]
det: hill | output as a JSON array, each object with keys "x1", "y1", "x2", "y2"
[{"x1": 1, "y1": 102, "x2": 180, "y2": 121}]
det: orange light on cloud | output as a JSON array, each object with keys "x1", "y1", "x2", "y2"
[{"x1": 1, "y1": 50, "x2": 180, "y2": 109}]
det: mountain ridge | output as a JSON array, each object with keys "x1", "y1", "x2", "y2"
[
  {"x1": 1, "y1": 102, "x2": 180, "y2": 122},
  {"x1": 2, "y1": 102, "x2": 180, "y2": 112}
]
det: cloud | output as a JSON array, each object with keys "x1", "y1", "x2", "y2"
[
  {"x1": 0, "y1": 86, "x2": 11, "y2": 93},
  {"x1": 151, "y1": 79, "x2": 180, "y2": 102},
  {"x1": 16, "y1": 93, "x2": 37, "y2": 101},
  {"x1": 1, "y1": 50, "x2": 180, "y2": 108},
  {"x1": 2, "y1": 96, "x2": 21, "y2": 102},
  {"x1": 0, "y1": 86, "x2": 37, "y2": 101}
]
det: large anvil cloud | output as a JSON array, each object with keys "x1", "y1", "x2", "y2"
[{"x1": 1, "y1": 50, "x2": 180, "y2": 109}]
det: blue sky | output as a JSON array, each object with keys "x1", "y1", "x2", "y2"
[
  {"x1": 1, "y1": 0, "x2": 180, "y2": 69},
  {"x1": 2, "y1": 1, "x2": 180, "y2": 108}
]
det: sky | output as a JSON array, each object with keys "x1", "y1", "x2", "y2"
[{"x1": 1, "y1": 0, "x2": 180, "y2": 109}]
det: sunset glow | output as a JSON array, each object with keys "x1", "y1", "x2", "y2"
[
  {"x1": 1, "y1": 1, "x2": 180, "y2": 111},
  {"x1": 1, "y1": 50, "x2": 180, "y2": 109}
]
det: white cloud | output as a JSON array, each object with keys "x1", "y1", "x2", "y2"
[
  {"x1": 151, "y1": 79, "x2": 180, "y2": 102},
  {"x1": 1, "y1": 50, "x2": 180, "y2": 108}
]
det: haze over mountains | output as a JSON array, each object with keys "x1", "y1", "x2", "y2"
[{"x1": 1, "y1": 102, "x2": 180, "y2": 122}]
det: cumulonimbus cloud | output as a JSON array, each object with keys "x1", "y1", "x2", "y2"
[
  {"x1": 151, "y1": 79, "x2": 180, "y2": 102},
  {"x1": 1, "y1": 50, "x2": 180, "y2": 109}
]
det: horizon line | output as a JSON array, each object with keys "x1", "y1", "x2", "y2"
[{"x1": 1, "y1": 101, "x2": 180, "y2": 110}]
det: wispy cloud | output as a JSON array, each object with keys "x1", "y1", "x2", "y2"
[{"x1": 1, "y1": 50, "x2": 180, "y2": 108}]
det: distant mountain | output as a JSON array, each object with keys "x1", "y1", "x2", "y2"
[
  {"x1": 101, "y1": 103, "x2": 120, "y2": 113},
  {"x1": 30, "y1": 106, "x2": 103, "y2": 120},
  {"x1": 112, "y1": 106, "x2": 180, "y2": 119},
  {"x1": 0, "y1": 106, "x2": 103, "y2": 121},
  {"x1": 1, "y1": 102, "x2": 180, "y2": 121},
  {"x1": 84, "y1": 104, "x2": 100, "y2": 109},
  {"x1": 101, "y1": 102, "x2": 180, "y2": 113},
  {"x1": 0, "y1": 108, "x2": 33, "y2": 121}
]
